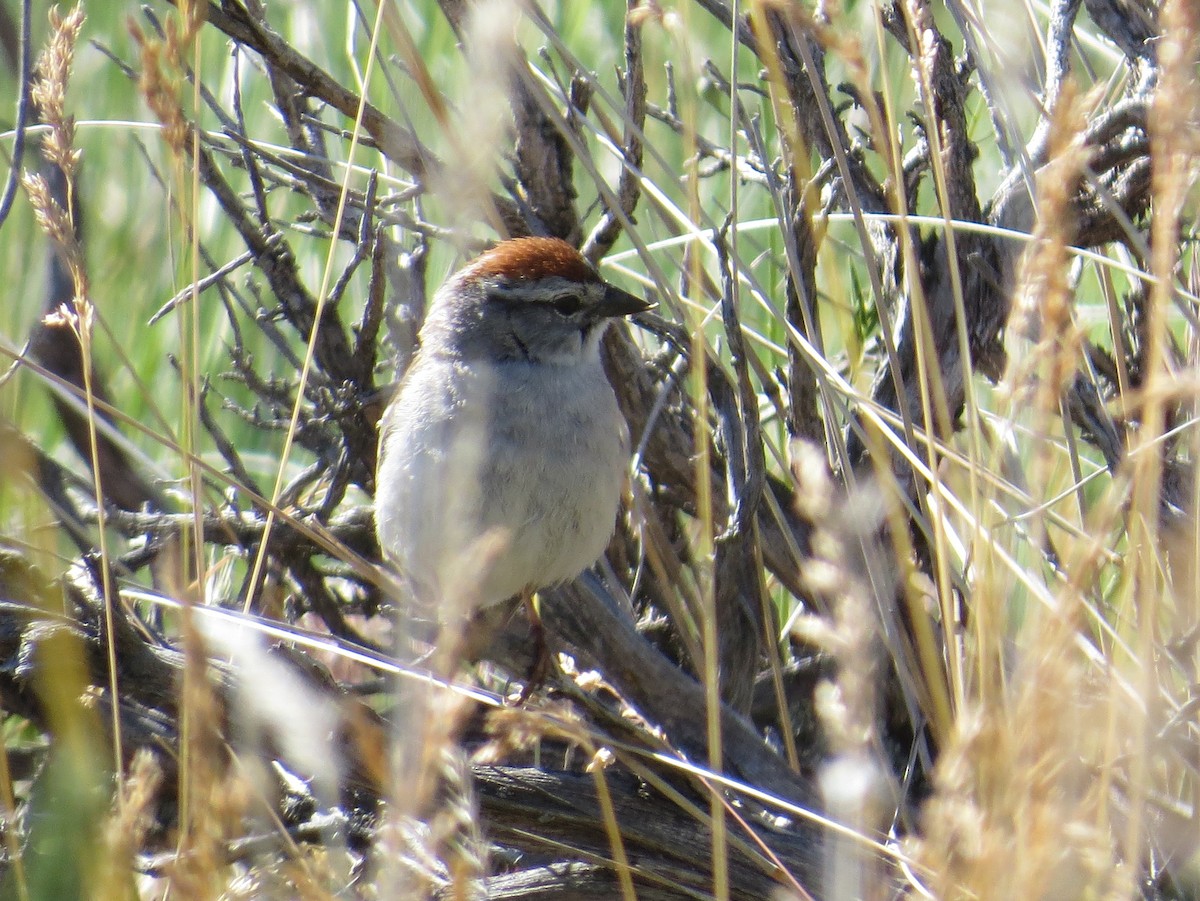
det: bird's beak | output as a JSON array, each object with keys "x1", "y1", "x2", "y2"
[{"x1": 597, "y1": 283, "x2": 653, "y2": 318}]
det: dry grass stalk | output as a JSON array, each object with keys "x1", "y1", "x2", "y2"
[
  {"x1": 23, "y1": 0, "x2": 133, "y2": 794},
  {"x1": 167, "y1": 629, "x2": 239, "y2": 900},
  {"x1": 30, "y1": 3, "x2": 84, "y2": 180},
  {"x1": 95, "y1": 750, "x2": 163, "y2": 901},
  {"x1": 432, "y1": 746, "x2": 488, "y2": 899},
  {"x1": 477, "y1": 703, "x2": 637, "y2": 901},
  {"x1": 912, "y1": 82, "x2": 1126, "y2": 901},
  {"x1": 1119, "y1": 0, "x2": 1200, "y2": 882},
  {"x1": 22, "y1": 2, "x2": 88, "y2": 306},
  {"x1": 998, "y1": 79, "x2": 1093, "y2": 555},
  {"x1": 21, "y1": 172, "x2": 85, "y2": 300},
  {"x1": 130, "y1": 0, "x2": 203, "y2": 158},
  {"x1": 789, "y1": 440, "x2": 890, "y2": 899},
  {"x1": 129, "y1": 24, "x2": 189, "y2": 160}
]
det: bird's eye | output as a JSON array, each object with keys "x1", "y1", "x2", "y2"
[{"x1": 550, "y1": 293, "x2": 584, "y2": 316}]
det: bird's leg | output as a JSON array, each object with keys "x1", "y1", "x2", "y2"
[{"x1": 516, "y1": 588, "x2": 552, "y2": 703}]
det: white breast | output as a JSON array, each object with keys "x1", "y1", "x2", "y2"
[{"x1": 375, "y1": 354, "x2": 627, "y2": 621}]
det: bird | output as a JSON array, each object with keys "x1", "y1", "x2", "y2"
[{"x1": 375, "y1": 236, "x2": 649, "y2": 674}]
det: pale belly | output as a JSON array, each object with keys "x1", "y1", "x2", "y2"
[{"x1": 375, "y1": 356, "x2": 627, "y2": 617}]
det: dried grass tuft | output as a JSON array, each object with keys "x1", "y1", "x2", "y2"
[{"x1": 30, "y1": 4, "x2": 84, "y2": 180}]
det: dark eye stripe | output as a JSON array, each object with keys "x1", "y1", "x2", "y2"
[{"x1": 550, "y1": 294, "x2": 583, "y2": 315}]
